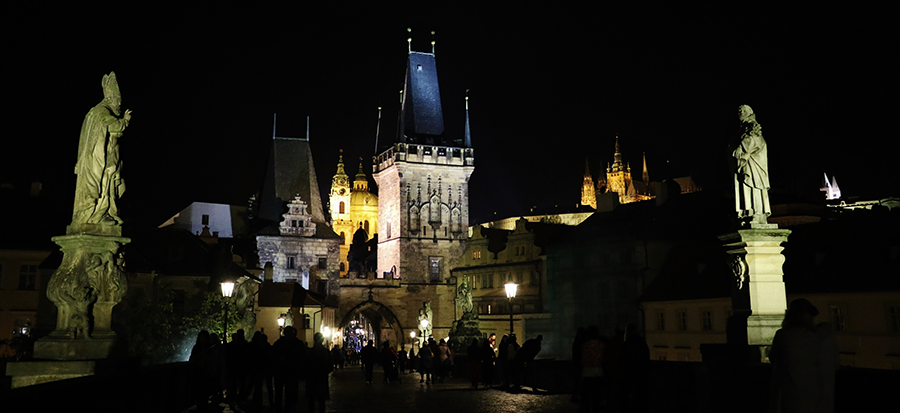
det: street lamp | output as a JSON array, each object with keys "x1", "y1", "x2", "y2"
[
  {"x1": 410, "y1": 331, "x2": 416, "y2": 349},
  {"x1": 505, "y1": 282, "x2": 517, "y2": 335},
  {"x1": 221, "y1": 281, "x2": 235, "y2": 343},
  {"x1": 277, "y1": 314, "x2": 286, "y2": 336}
]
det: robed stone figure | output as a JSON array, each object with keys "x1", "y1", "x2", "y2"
[
  {"x1": 731, "y1": 105, "x2": 770, "y2": 226},
  {"x1": 73, "y1": 71, "x2": 132, "y2": 226}
]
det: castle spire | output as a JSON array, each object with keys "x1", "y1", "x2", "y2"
[
  {"x1": 374, "y1": 106, "x2": 382, "y2": 153},
  {"x1": 581, "y1": 158, "x2": 597, "y2": 209},
  {"x1": 336, "y1": 149, "x2": 346, "y2": 176},
  {"x1": 642, "y1": 152, "x2": 650, "y2": 185},
  {"x1": 612, "y1": 136, "x2": 624, "y2": 172},
  {"x1": 464, "y1": 90, "x2": 471, "y2": 147}
]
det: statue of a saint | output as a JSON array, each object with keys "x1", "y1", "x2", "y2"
[
  {"x1": 731, "y1": 105, "x2": 771, "y2": 226},
  {"x1": 457, "y1": 279, "x2": 474, "y2": 314},
  {"x1": 72, "y1": 72, "x2": 132, "y2": 225}
]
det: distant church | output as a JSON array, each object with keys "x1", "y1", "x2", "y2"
[
  {"x1": 329, "y1": 151, "x2": 378, "y2": 276},
  {"x1": 581, "y1": 137, "x2": 701, "y2": 210}
]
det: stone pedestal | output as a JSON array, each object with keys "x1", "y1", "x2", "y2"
[
  {"x1": 719, "y1": 224, "x2": 791, "y2": 346},
  {"x1": 33, "y1": 230, "x2": 130, "y2": 360}
]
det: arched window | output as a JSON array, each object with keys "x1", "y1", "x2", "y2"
[
  {"x1": 340, "y1": 232, "x2": 345, "y2": 244},
  {"x1": 340, "y1": 262, "x2": 345, "y2": 272},
  {"x1": 339, "y1": 201, "x2": 345, "y2": 214},
  {"x1": 364, "y1": 220, "x2": 370, "y2": 234}
]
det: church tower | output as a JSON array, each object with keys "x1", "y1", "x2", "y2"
[
  {"x1": 330, "y1": 150, "x2": 354, "y2": 274},
  {"x1": 581, "y1": 158, "x2": 597, "y2": 209},
  {"x1": 372, "y1": 39, "x2": 474, "y2": 337}
]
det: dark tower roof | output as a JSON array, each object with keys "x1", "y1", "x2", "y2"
[
  {"x1": 399, "y1": 51, "x2": 446, "y2": 144},
  {"x1": 257, "y1": 121, "x2": 338, "y2": 239}
]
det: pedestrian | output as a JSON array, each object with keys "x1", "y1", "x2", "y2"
[
  {"x1": 189, "y1": 330, "x2": 216, "y2": 413},
  {"x1": 481, "y1": 338, "x2": 496, "y2": 388},
  {"x1": 306, "y1": 332, "x2": 333, "y2": 413},
  {"x1": 497, "y1": 335, "x2": 509, "y2": 388},
  {"x1": 382, "y1": 341, "x2": 400, "y2": 383},
  {"x1": 225, "y1": 328, "x2": 250, "y2": 404},
  {"x1": 248, "y1": 331, "x2": 274, "y2": 409},
  {"x1": 768, "y1": 298, "x2": 838, "y2": 413},
  {"x1": 208, "y1": 333, "x2": 226, "y2": 405},
  {"x1": 505, "y1": 334, "x2": 521, "y2": 389},
  {"x1": 436, "y1": 339, "x2": 453, "y2": 383},
  {"x1": 272, "y1": 326, "x2": 306, "y2": 413},
  {"x1": 331, "y1": 343, "x2": 344, "y2": 371},
  {"x1": 398, "y1": 348, "x2": 408, "y2": 373},
  {"x1": 519, "y1": 334, "x2": 543, "y2": 389},
  {"x1": 408, "y1": 347, "x2": 418, "y2": 373},
  {"x1": 419, "y1": 343, "x2": 434, "y2": 384},
  {"x1": 360, "y1": 339, "x2": 379, "y2": 385},
  {"x1": 580, "y1": 326, "x2": 604, "y2": 413},
  {"x1": 467, "y1": 338, "x2": 481, "y2": 389},
  {"x1": 621, "y1": 323, "x2": 649, "y2": 412}
]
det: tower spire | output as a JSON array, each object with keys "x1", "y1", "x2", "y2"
[
  {"x1": 642, "y1": 152, "x2": 650, "y2": 185},
  {"x1": 464, "y1": 90, "x2": 471, "y2": 147},
  {"x1": 374, "y1": 106, "x2": 382, "y2": 153},
  {"x1": 581, "y1": 157, "x2": 597, "y2": 209},
  {"x1": 612, "y1": 136, "x2": 624, "y2": 172},
  {"x1": 407, "y1": 27, "x2": 412, "y2": 53}
]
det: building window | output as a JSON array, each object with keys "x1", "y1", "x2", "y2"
[
  {"x1": 677, "y1": 309, "x2": 688, "y2": 331},
  {"x1": 287, "y1": 257, "x2": 295, "y2": 269},
  {"x1": 339, "y1": 201, "x2": 345, "y2": 214},
  {"x1": 364, "y1": 220, "x2": 370, "y2": 234},
  {"x1": 701, "y1": 311, "x2": 713, "y2": 331},
  {"x1": 387, "y1": 220, "x2": 392, "y2": 238},
  {"x1": 473, "y1": 250, "x2": 481, "y2": 260},
  {"x1": 340, "y1": 262, "x2": 345, "y2": 272},
  {"x1": 423, "y1": 226, "x2": 427, "y2": 236},
  {"x1": 18, "y1": 264, "x2": 37, "y2": 290},
  {"x1": 429, "y1": 258, "x2": 441, "y2": 282},
  {"x1": 318, "y1": 257, "x2": 328, "y2": 270},
  {"x1": 487, "y1": 304, "x2": 492, "y2": 315},
  {"x1": 888, "y1": 306, "x2": 900, "y2": 332},
  {"x1": 830, "y1": 305, "x2": 846, "y2": 331},
  {"x1": 291, "y1": 220, "x2": 298, "y2": 227},
  {"x1": 202, "y1": 214, "x2": 209, "y2": 225},
  {"x1": 340, "y1": 232, "x2": 346, "y2": 244},
  {"x1": 656, "y1": 311, "x2": 666, "y2": 331}
]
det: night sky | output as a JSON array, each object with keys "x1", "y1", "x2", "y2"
[{"x1": 4, "y1": 6, "x2": 896, "y2": 236}]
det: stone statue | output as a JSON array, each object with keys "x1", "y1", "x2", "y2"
[
  {"x1": 731, "y1": 105, "x2": 771, "y2": 226},
  {"x1": 72, "y1": 71, "x2": 132, "y2": 226},
  {"x1": 457, "y1": 279, "x2": 474, "y2": 314}
]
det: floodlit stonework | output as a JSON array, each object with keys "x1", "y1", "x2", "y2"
[{"x1": 329, "y1": 152, "x2": 378, "y2": 276}]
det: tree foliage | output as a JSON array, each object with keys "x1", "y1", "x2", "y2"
[{"x1": 121, "y1": 284, "x2": 179, "y2": 365}]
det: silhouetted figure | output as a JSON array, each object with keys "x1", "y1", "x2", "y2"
[
  {"x1": 816, "y1": 322, "x2": 841, "y2": 413},
  {"x1": 226, "y1": 328, "x2": 250, "y2": 403},
  {"x1": 580, "y1": 326, "x2": 604, "y2": 413},
  {"x1": 419, "y1": 343, "x2": 434, "y2": 384},
  {"x1": 273, "y1": 326, "x2": 306, "y2": 413},
  {"x1": 481, "y1": 339, "x2": 496, "y2": 388},
  {"x1": 382, "y1": 341, "x2": 400, "y2": 383},
  {"x1": 621, "y1": 323, "x2": 649, "y2": 412},
  {"x1": 437, "y1": 338, "x2": 453, "y2": 383},
  {"x1": 497, "y1": 335, "x2": 509, "y2": 388},
  {"x1": 467, "y1": 338, "x2": 481, "y2": 389},
  {"x1": 769, "y1": 299, "x2": 837, "y2": 413},
  {"x1": 505, "y1": 334, "x2": 521, "y2": 389},
  {"x1": 189, "y1": 330, "x2": 216, "y2": 413},
  {"x1": 602, "y1": 328, "x2": 625, "y2": 410},
  {"x1": 519, "y1": 334, "x2": 543, "y2": 389},
  {"x1": 248, "y1": 331, "x2": 274, "y2": 409},
  {"x1": 306, "y1": 332, "x2": 333, "y2": 413},
  {"x1": 360, "y1": 339, "x2": 379, "y2": 384},
  {"x1": 571, "y1": 327, "x2": 586, "y2": 403},
  {"x1": 408, "y1": 347, "x2": 418, "y2": 373},
  {"x1": 208, "y1": 333, "x2": 226, "y2": 405},
  {"x1": 331, "y1": 344, "x2": 344, "y2": 370},
  {"x1": 398, "y1": 348, "x2": 408, "y2": 373}
]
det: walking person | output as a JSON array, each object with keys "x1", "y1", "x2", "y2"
[
  {"x1": 505, "y1": 334, "x2": 521, "y2": 389},
  {"x1": 306, "y1": 332, "x2": 333, "y2": 413},
  {"x1": 437, "y1": 338, "x2": 453, "y2": 383},
  {"x1": 360, "y1": 339, "x2": 379, "y2": 385},
  {"x1": 497, "y1": 335, "x2": 509, "y2": 388},
  {"x1": 272, "y1": 326, "x2": 306, "y2": 413},
  {"x1": 382, "y1": 341, "x2": 399, "y2": 383},
  {"x1": 419, "y1": 343, "x2": 434, "y2": 384},
  {"x1": 189, "y1": 330, "x2": 216, "y2": 413},
  {"x1": 481, "y1": 338, "x2": 496, "y2": 388},
  {"x1": 467, "y1": 338, "x2": 481, "y2": 389},
  {"x1": 398, "y1": 348, "x2": 408, "y2": 373},
  {"x1": 331, "y1": 343, "x2": 344, "y2": 371},
  {"x1": 580, "y1": 326, "x2": 604, "y2": 413}
]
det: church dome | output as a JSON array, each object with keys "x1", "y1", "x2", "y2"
[{"x1": 350, "y1": 188, "x2": 377, "y2": 207}]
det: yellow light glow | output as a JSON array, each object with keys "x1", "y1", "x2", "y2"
[{"x1": 220, "y1": 282, "x2": 235, "y2": 298}]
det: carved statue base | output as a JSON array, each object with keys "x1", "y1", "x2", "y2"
[
  {"x1": 719, "y1": 228, "x2": 791, "y2": 346},
  {"x1": 448, "y1": 312, "x2": 483, "y2": 355},
  {"x1": 34, "y1": 232, "x2": 130, "y2": 360}
]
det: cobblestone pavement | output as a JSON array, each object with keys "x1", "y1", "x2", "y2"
[{"x1": 189, "y1": 365, "x2": 574, "y2": 413}]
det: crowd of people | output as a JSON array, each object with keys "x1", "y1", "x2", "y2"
[{"x1": 188, "y1": 326, "x2": 333, "y2": 413}]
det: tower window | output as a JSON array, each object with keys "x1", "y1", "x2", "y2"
[
  {"x1": 201, "y1": 214, "x2": 209, "y2": 225},
  {"x1": 340, "y1": 232, "x2": 346, "y2": 244},
  {"x1": 287, "y1": 257, "x2": 295, "y2": 269},
  {"x1": 417, "y1": 64, "x2": 422, "y2": 71},
  {"x1": 339, "y1": 201, "x2": 345, "y2": 214}
]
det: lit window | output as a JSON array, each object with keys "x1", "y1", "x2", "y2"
[
  {"x1": 830, "y1": 305, "x2": 846, "y2": 331},
  {"x1": 429, "y1": 258, "x2": 441, "y2": 281},
  {"x1": 701, "y1": 311, "x2": 713, "y2": 331},
  {"x1": 473, "y1": 250, "x2": 481, "y2": 260}
]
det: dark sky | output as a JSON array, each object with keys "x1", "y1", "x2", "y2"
[{"x1": 3, "y1": 5, "x2": 896, "y2": 234}]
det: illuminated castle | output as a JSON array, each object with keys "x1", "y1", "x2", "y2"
[{"x1": 329, "y1": 151, "x2": 378, "y2": 276}]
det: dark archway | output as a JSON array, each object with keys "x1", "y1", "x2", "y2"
[{"x1": 339, "y1": 300, "x2": 406, "y2": 350}]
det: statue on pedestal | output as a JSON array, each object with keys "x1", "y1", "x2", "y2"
[
  {"x1": 457, "y1": 278, "x2": 474, "y2": 315},
  {"x1": 72, "y1": 71, "x2": 132, "y2": 227},
  {"x1": 731, "y1": 105, "x2": 771, "y2": 226}
]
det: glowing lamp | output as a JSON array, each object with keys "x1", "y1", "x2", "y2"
[
  {"x1": 220, "y1": 281, "x2": 235, "y2": 298},
  {"x1": 505, "y1": 282, "x2": 517, "y2": 299}
]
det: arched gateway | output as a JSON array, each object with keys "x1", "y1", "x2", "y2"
[{"x1": 338, "y1": 300, "x2": 404, "y2": 349}]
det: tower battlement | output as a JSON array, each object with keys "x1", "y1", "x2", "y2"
[{"x1": 374, "y1": 143, "x2": 475, "y2": 173}]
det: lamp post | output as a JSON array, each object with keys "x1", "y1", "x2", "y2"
[
  {"x1": 505, "y1": 282, "x2": 517, "y2": 335},
  {"x1": 221, "y1": 281, "x2": 235, "y2": 343},
  {"x1": 277, "y1": 314, "x2": 286, "y2": 336},
  {"x1": 410, "y1": 331, "x2": 416, "y2": 349}
]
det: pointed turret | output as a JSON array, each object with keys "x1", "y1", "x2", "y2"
[
  {"x1": 464, "y1": 92, "x2": 472, "y2": 148},
  {"x1": 612, "y1": 136, "x2": 625, "y2": 172},
  {"x1": 581, "y1": 158, "x2": 597, "y2": 209},
  {"x1": 354, "y1": 158, "x2": 369, "y2": 192},
  {"x1": 642, "y1": 152, "x2": 650, "y2": 185},
  {"x1": 398, "y1": 36, "x2": 447, "y2": 145}
]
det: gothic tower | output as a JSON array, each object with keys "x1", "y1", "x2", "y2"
[
  {"x1": 371, "y1": 44, "x2": 474, "y2": 339},
  {"x1": 581, "y1": 158, "x2": 597, "y2": 209},
  {"x1": 330, "y1": 150, "x2": 354, "y2": 274}
]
